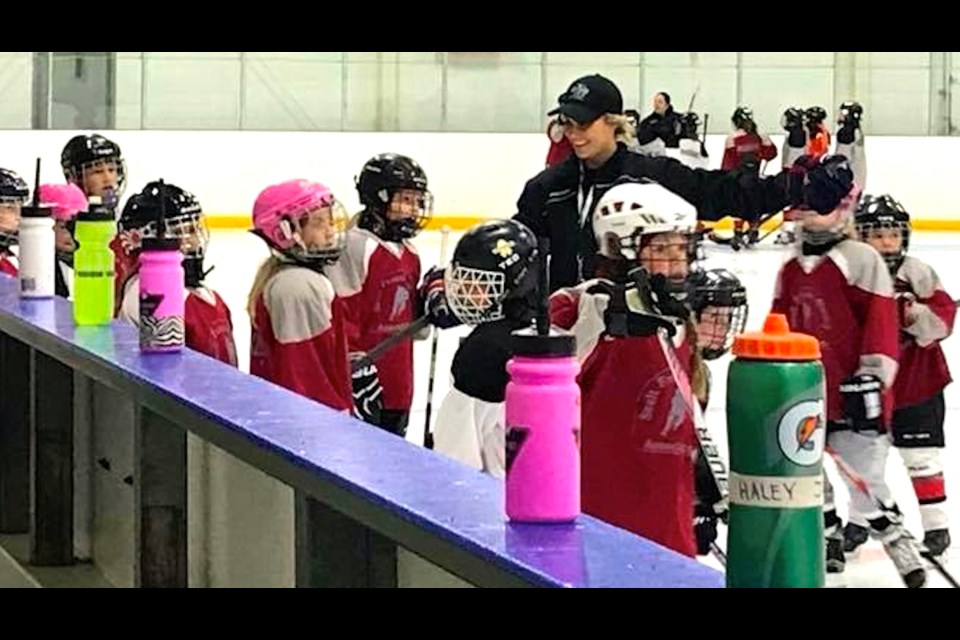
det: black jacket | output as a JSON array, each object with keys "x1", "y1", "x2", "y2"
[
  {"x1": 513, "y1": 143, "x2": 790, "y2": 291},
  {"x1": 638, "y1": 106, "x2": 682, "y2": 148}
]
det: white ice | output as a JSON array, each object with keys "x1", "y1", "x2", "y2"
[{"x1": 203, "y1": 228, "x2": 959, "y2": 588}]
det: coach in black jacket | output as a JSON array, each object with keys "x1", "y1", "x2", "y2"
[{"x1": 514, "y1": 74, "x2": 843, "y2": 292}]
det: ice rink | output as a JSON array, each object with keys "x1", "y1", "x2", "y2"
[{"x1": 202, "y1": 227, "x2": 960, "y2": 588}]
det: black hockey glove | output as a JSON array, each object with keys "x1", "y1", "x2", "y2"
[
  {"x1": 419, "y1": 266, "x2": 462, "y2": 330},
  {"x1": 350, "y1": 355, "x2": 384, "y2": 426},
  {"x1": 788, "y1": 155, "x2": 854, "y2": 215},
  {"x1": 839, "y1": 373, "x2": 884, "y2": 432},
  {"x1": 782, "y1": 108, "x2": 806, "y2": 148},
  {"x1": 694, "y1": 503, "x2": 720, "y2": 557}
]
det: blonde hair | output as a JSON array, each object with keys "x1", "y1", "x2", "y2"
[
  {"x1": 605, "y1": 113, "x2": 637, "y2": 147},
  {"x1": 247, "y1": 255, "x2": 286, "y2": 328}
]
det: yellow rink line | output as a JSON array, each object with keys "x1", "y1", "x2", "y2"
[{"x1": 205, "y1": 215, "x2": 960, "y2": 233}]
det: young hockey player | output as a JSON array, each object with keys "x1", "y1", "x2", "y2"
[
  {"x1": 720, "y1": 106, "x2": 779, "y2": 250},
  {"x1": 836, "y1": 101, "x2": 867, "y2": 190},
  {"x1": 247, "y1": 179, "x2": 352, "y2": 412},
  {"x1": 325, "y1": 153, "x2": 433, "y2": 437},
  {"x1": 61, "y1": 134, "x2": 129, "y2": 302},
  {"x1": 0, "y1": 169, "x2": 28, "y2": 277},
  {"x1": 546, "y1": 118, "x2": 574, "y2": 168},
  {"x1": 770, "y1": 156, "x2": 927, "y2": 587},
  {"x1": 775, "y1": 107, "x2": 809, "y2": 246},
  {"x1": 38, "y1": 183, "x2": 89, "y2": 298},
  {"x1": 427, "y1": 219, "x2": 541, "y2": 476},
  {"x1": 116, "y1": 181, "x2": 238, "y2": 367},
  {"x1": 549, "y1": 182, "x2": 706, "y2": 557},
  {"x1": 845, "y1": 194, "x2": 954, "y2": 559},
  {"x1": 804, "y1": 106, "x2": 832, "y2": 159}
]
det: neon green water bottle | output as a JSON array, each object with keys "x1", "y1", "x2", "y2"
[
  {"x1": 72, "y1": 197, "x2": 116, "y2": 326},
  {"x1": 726, "y1": 313, "x2": 826, "y2": 588}
]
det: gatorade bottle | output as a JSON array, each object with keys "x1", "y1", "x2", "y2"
[
  {"x1": 505, "y1": 327, "x2": 581, "y2": 523},
  {"x1": 726, "y1": 313, "x2": 826, "y2": 588},
  {"x1": 72, "y1": 197, "x2": 116, "y2": 326},
  {"x1": 138, "y1": 237, "x2": 185, "y2": 353}
]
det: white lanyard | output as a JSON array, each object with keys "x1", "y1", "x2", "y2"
[{"x1": 577, "y1": 166, "x2": 595, "y2": 230}]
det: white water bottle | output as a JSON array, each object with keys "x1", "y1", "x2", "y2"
[{"x1": 19, "y1": 206, "x2": 56, "y2": 299}]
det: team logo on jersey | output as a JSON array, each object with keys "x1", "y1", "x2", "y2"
[
  {"x1": 505, "y1": 426, "x2": 530, "y2": 473},
  {"x1": 777, "y1": 399, "x2": 825, "y2": 467}
]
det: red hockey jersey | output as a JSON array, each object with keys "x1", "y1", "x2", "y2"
[
  {"x1": 327, "y1": 228, "x2": 421, "y2": 412},
  {"x1": 893, "y1": 256, "x2": 955, "y2": 409},
  {"x1": 250, "y1": 265, "x2": 352, "y2": 413},
  {"x1": 0, "y1": 253, "x2": 16, "y2": 277},
  {"x1": 118, "y1": 273, "x2": 238, "y2": 367},
  {"x1": 550, "y1": 283, "x2": 698, "y2": 558},
  {"x1": 771, "y1": 240, "x2": 899, "y2": 423},
  {"x1": 721, "y1": 130, "x2": 778, "y2": 171},
  {"x1": 111, "y1": 235, "x2": 138, "y2": 315}
]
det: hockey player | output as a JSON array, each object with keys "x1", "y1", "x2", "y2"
[
  {"x1": 549, "y1": 182, "x2": 705, "y2": 557},
  {"x1": 845, "y1": 194, "x2": 953, "y2": 559},
  {"x1": 720, "y1": 106, "x2": 779, "y2": 250},
  {"x1": 804, "y1": 106, "x2": 832, "y2": 159},
  {"x1": 61, "y1": 134, "x2": 130, "y2": 303},
  {"x1": 116, "y1": 181, "x2": 238, "y2": 367},
  {"x1": 428, "y1": 219, "x2": 541, "y2": 476},
  {"x1": 687, "y1": 267, "x2": 749, "y2": 555},
  {"x1": 771, "y1": 156, "x2": 927, "y2": 588},
  {"x1": 0, "y1": 169, "x2": 28, "y2": 277},
  {"x1": 326, "y1": 153, "x2": 432, "y2": 437},
  {"x1": 38, "y1": 183, "x2": 89, "y2": 298},
  {"x1": 775, "y1": 107, "x2": 809, "y2": 246},
  {"x1": 546, "y1": 118, "x2": 574, "y2": 168},
  {"x1": 836, "y1": 101, "x2": 867, "y2": 190},
  {"x1": 247, "y1": 179, "x2": 352, "y2": 412}
]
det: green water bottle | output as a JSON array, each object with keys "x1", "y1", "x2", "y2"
[
  {"x1": 72, "y1": 197, "x2": 116, "y2": 326},
  {"x1": 726, "y1": 313, "x2": 826, "y2": 588}
]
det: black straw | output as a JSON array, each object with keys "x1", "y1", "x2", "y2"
[
  {"x1": 536, "y1": 236, "x2": 550, "y2": 336},
  {"x1": 157, "y1": 179, "x2": 166, "y2": 239},
  {"x1": 32, "y1": 158, "x2": 40, "y2": 208}
]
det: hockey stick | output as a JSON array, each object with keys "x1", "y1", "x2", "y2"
[
  {"x1": 423, "y1": 226, "x2": 452, "y2": 449},
  {"x1": 826, "y1": 445, "x2": 958, "y2": 588},
  {"x1": 350, "y1": 316, "x2": 431, "y2": 374}
]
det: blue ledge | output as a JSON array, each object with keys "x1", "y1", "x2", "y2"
[{"x1": 0, "y1": 274, "x2": 723, "y2": 588}]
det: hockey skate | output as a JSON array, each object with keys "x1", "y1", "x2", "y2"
[
  {"x1": 883, "y1": 531, "x2": 927, "y2": 588},
  {"x1": 746, "y1": 226, "x2": 760, "y2": 246},
  {"x1": 843, "y1": 522, "x2": 869, "y2": 554},
  {"x1": 826, "y1": 535, "x2": 846, "y2": 574},
  {"x1": 923, "y1": 529, "x2": 952, "y2": 558}
]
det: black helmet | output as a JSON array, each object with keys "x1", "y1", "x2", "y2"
[
  {"x1": 61, "y1": 134, "x2": 127, "y2": 197},
  {"x1": 855, "y1": 194, "x2": 911, "y2": 274},
  {"x1": 444, "y1": 219, "x2": 540, "y2": 325},
  {"x1": 805, "y1": 106, "x2": 828, "y2": 125},
  {"x1": 781, "y1": 107, "x2": 805, "y2": 131},
  {"x1": 838, "y1": 101, "x2": 864, "y2": 126},
  {"x1": 732, "y1": 105, "x2": 754, "y2": 129},
  {"x1": 0, "y1": 168, "x2": 28, "y2": 249},
  {"x1": 355, "y1": 153, "x2": 432, "y2": 241},
  {"x1": 688, "y1": 268, "x2": 748, "y2": 361}
]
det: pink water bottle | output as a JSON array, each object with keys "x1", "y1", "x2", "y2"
[
  {"x1": 138, "y1": 236, "x2": 185, "y2": 353},
  {"x1": 505, "y1": 328, "x2": 581, "y2": 523},
  {"x1": 504, "y1": 235, "x2": 581, "y2": 523}
]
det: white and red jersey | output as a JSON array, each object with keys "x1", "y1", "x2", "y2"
[
  {"x1": 549, "y1": 282, "x2": 698, "y2": 558},
  {"x1": 893, "y1": 256, "x2": 955, "y2": 409},
  {"x1": 0, "y1": 253, "x2": 17, "y2": 277},
  {"x1": 118, "y1": 272, "x2": 238, "y2": 367},
  {"x1": 111, "y1": 235, "x2": 138, "y2": 315},
  {"x1": 771, "y1": 239, "x2": 900, "y2": 423},
  {"x1": 721, "y1": 130, "x2": 778, "y2": 171},
  {"x1": 250, "y1": 265, "x2": 352, "y2": 413},
  {"x1": 326, "y1": 228, "x2": 421, "y2": 413}
]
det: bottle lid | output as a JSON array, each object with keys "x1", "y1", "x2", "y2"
[
  {"x1": 76, "y1": 209, "x2": 114, "y2": 223},
  {"x1": 732, "y1": 313, "x2": 821, "y2": 361},
  {"x1": 141, "y1": 237, "x2": 181, "y2": 251},
  {"x1": 510, "y1": 325, "x2": 577, "y2": 358},
  {"x1": 20, "y1": 204, "x2": 53, "y2": 219}
]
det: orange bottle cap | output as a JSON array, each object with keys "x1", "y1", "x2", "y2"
[{"x1": 732, "y1": 313, "x2": 821, "y2": 361}]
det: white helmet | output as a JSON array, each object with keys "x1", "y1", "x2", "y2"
[{"x1": 593, "y1": 182, "x2": 698, "y2": 259}]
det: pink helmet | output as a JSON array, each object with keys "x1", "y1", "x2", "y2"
[
  {"x1": 252, "y1": 179, "x2": 347, "y2": 264},
  {"x1": 39, "y1": 183, "x2": 88, "y2": 222}
]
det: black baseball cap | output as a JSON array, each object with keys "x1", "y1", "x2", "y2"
[{"x1": 548, "y1": 74, "x2": 624, "y2": 124}]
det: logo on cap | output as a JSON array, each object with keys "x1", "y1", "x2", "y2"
[{"x1": 569, "y1": 82, "x2": 590, "y2": 101}]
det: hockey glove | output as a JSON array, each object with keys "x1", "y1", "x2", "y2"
[
  {"x1": 419, "y1": 266, "x2": 462, "y2": 330},
  {"x1": 350, "y1": 355, "x2": 384, "y2": 427},
  {"x1": 788, "y1": 155, "x2": 855, "y2": 215},
  {"x1": 782, "y1": 108, "x2": 807, "y2": 148},
  {"x1": 694, "y1": 503, "x2": 721, "y2": 557},
  {"x1": 839, "y1": 373, "x2": 884, "y2": 432}
]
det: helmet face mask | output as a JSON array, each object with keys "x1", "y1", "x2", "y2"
[
  {"x1": 356, "y1": 154, "x2": 432, "y2": 241},
  {"x1": 61, "y1": 135, "x2": 126, "y2": 199},
  {"x1": 689, "y1": 268, "x2": 749, "y2": 360},
  {"x1": 855, "y1": 194, "x2": 911, "y2": 274}
]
